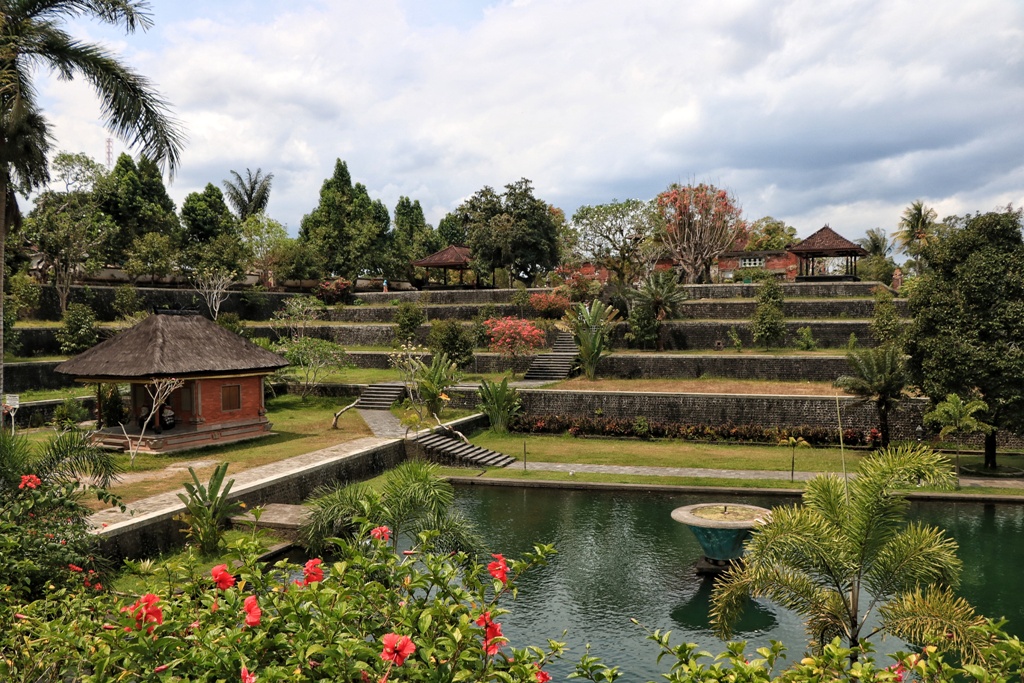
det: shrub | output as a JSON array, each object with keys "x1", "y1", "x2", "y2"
[
  {"x1": 99, "y1": 384, "x2": 128, "y2": 428},
  {"x1": 394, "y1": 301, "x2": 426, "y2": 343},
  {"x1": 471, "y1": 304, "x2": 498, "y2": 346},
  {"x1": 551, "y1": 264, "x2": 602, "y2": 301},
  {"x1": 215, "y1": 312, "x2": 248, "y2": 338},
  {"x1": 51, "y1": 397, "x2": 90, "y2": 429},
  {"x1": 8, "y1": 273, "x2": 40, "y2": 320},
  {"x1": 426, "y1": 319, "x2": 475, "y2": 369},
  {"x1": 484, "y1": 317, "x2": 546, "y2": 374},
  {"x1": 870, "y1": 286, "x2": 903, "y2": 348},
  {"x1": 750, "y1": 279, "x2": 786, "y2": 349},
  {"x1": 847, "y1": 333, "x2": 858, "y2": 350},
  {"x1": 624, "y1": 304, "x2": 659, "y2": 350},
  {"x1": 795, "y1": 326, "x2": 817, "y2": 351},
  {"x1": 112, "y1": 284, "x2": 141, "y2": 319},
  {"x1": 3, "y1": 299, "x2": 19, "y2": 356},
  {"x1": 175, "y1": 462, "x2": 242, "y2": 555},
  {"x1": 727, "y1": 326, "x2": 743, "y2": 353},
  {"x1": 316, "y1": 277, "x2": 352, "y2": 305},
  {"x1": 529, "y1": 292, "x2": 571, "y2": 318},
  {"x1": 56, "y1": 303, "x2": 98, "y2": 354},
  {"x1": 477, "y1": 378, "x2": 522, "y2": 433},
  {"x1": 732, "y1": 267, "x2": 774, "y2": 283},
  {"x1": 511, "y1": 281, "x2": 531, "y2": 316}
]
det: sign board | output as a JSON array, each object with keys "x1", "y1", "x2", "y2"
[{"x1": 5, "y1": 394, "x2": 18, "y2": 409}]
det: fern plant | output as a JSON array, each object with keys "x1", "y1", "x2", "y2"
[
  {"x1": 477, "y1": 378, "x2": 522, "y2": 433},
  {"x1": 176, "y1": 462, "x2": 242, "y2": 555}
]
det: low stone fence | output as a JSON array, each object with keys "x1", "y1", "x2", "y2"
[
  {"x1": 354, "y1": 288, "x2": 552, "y2": 306},
  {"x1": 683, "y1": 282, "x2": 893, "y2": 299},
  {"x1": 679, "y1": 298, "x2": 909, "y2": 319}
]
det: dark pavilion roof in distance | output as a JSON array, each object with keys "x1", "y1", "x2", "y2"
[
  {"x1": 55, "y1": 311, "x2": 288, "y2": 381},
  {"x1": 411, "y1": 244, "x2": 473, "y2": 268},
  {"x1": 786, "y1": 225, "x2": 868, "y2": 257}
]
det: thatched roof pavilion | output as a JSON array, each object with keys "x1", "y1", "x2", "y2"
[
  {"x1": 56, "y1": 311, "x2": 288, "y2": 454},
  {"x1": 411, "y1": 244, "x2": 474, "y2": 286},
  {"x1": 786, "y1": 226, "x2": 868, "y2": 281}
]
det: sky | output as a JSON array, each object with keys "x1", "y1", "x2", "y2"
[{"x1": 35, "y1": 0, "x2": 1024, "y2": 243}]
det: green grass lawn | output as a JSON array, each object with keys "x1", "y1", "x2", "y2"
[{"x1": 320, "y1": 367, "x2": 512, "y2": 385}]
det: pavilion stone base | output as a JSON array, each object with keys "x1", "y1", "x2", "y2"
[{"x1": 92, "y1": 418, "x2": 274, "y2": 454}]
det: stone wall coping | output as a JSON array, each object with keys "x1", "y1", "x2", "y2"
[{"x1": 506, "y1": 387, "x2": 929, "y2": 404}]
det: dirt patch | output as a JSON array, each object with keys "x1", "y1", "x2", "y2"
[
  {"x1": 553, "y1": 377, "x2": 850, "y2": 396},
  {"x1": 692, "y1": 504, "x2": 761, "y2": 521},
  {"x1": 114, "y1": 460, "x2": 219, "y2": 486}
]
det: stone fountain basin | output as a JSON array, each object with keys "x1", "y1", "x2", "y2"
[{"x1": 672, "y1": 503, "x2": 771, "y2": 562}]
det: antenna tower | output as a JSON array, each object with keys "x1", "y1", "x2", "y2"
[{"x1": 105, "y1": 138, "x2": 114, "y2": 169}]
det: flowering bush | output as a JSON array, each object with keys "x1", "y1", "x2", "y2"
[
  {"x1": 510, "y1": 413, "x2": 866, "y2": 446},
  {"x1": 315, "y1": 277, "x2": 352, "y2": 305},
  {"x1": 1, "y1": 527, "x2": 563, "y2": 682},
  {"x1": 551, "y1": 265, "x2": 602, "y2": 302},
  {"x1": 529, "y1": 292, "x2": 570, "y2": 318},
  {"x1": 485, "y1": 317, "x2": 547, "y2": 375}
]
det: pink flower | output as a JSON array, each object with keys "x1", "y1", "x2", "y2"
[
  {"x1": 241, "y1": 665, "x2": 257, "y2": 683},
  {"x1": 302, "y1": 558, "x2": 324, "y2": 585},
  {"x1": 19, "y1": 474, "x2": 41, "y2": 490},
  {"x1": 488, "y1": 554, "x2": 509, "y2": 583},
  {"x1": 154, "y1": 664, "x2": 170, "y2": 673},
  {"x1": 211, "y1": 564, "x2": 235, "y2": 590},
  {"x1": 370, "y1": 525, "x2": 391, "y2": 542},
  {"x1": 243, "y1": 595, "x2": 261, "y2": 627},
  {"x1": 380, "y1": 633, "x2": 416, "y2": 666}
]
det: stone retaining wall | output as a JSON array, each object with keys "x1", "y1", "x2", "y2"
[
  {"x1": 354, "y1": 288, "x2": 552, "y2": 305},
  {"x1": 596, "y1": 354, "x2": 852, "y2": 381},
  {"x1": 648, "y1": 320, "x2": 873, "y2": 350},
  {"x1": 331, "y1": 303, "x2": 521, "y2": 323},
  {"x1": 37, "y1": 285, "x2": 296, "y2": 322},
  {"x1": 683, "y1": 282, "x2": 893, "y2": 299},
  {"x1": 679, "y1": 298, "x2": 909, "y2": 319}
]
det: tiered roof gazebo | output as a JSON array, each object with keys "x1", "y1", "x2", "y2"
[
  {"x1": 55, "y1": 311, "x2": 288, "y2": 454},
  {"x1": 411, "y1": 244, "x2": 474, "y2": 286},
  {"x1": 786, "y1": 226, "x2": 868, "y2": 281}
]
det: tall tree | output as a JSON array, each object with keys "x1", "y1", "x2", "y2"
[
  {"x1": 572, "y1": 198, "x2": 659, "y2": 291},
  {"x1": 742, "y1": 216, "x2": 797, "y2": 251},
  {"x1": 298, "y1": 159, "x2": 355, "y2": 278},
  {"x1": 51, "y1": 151, "x2": 106, "y2": 192},
  {"x1": 223, "y1": 167, "x2": 273, "y2": 219},
  {"x1": 393, "y1": 196, "x2": 441, "y2": 276},
  {"x1": 437, "y1": 212, "x2": 466, "y2": 247},
  {"x1": 239, "y1": 213, "x2": 288, "y2": 287},
  {"x1": 94, "y1": 153, "x2": 179, "y2": 265},
  {"x1": 0, "y1": 0, "x2": 184, "y2": 396},
  {"x1": 179, "y1": 183, "x2": 237, "y2": 253},
  {"x1": 894, "y1": 200, "x2": 939, "y2": 275},
  {"x1": 657, "y1": 182, "x2": 745, "y2": 283},
  {"x1": 857, "y1": 227, "x2": 897, "y2": 284},
  {"x1": 906, "y1": 208, "x2": 1024, "y2": 469},
  {"x1": 460, "y1": 178, "x2": 560, "y2": 283}
]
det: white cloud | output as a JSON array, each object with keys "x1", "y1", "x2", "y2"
[{"x1": 33, "y1": 0, "x2": 1024, "y2": 243}]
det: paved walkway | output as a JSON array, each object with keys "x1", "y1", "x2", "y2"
[
  {"x1": 356, "y1": 409, "x2": 408, "y2": 438},
  {"x1": 514, "y1": 461, "x2": 1024, "y2": 489}
]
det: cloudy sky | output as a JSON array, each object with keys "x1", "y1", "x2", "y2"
[{"x1": 37, "y1": 0, "x2": 1024, "y2": 242}]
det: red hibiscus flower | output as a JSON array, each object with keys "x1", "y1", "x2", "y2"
[
  {"x1": 243, "y1": 595, "x2": 261, "y2": 627},
  {"x1": 211, "y1": 564, "x2": 235, "y2": 590},
  {"x1": 241, "y1": 665, "x2": 257, "y2": 683},
  {"x1": 121, "y1": 593, "x2": 163, "y2": 634},
  {"x1": 536, "y1": 667, "x2": 552, "y2": 683},
  {"x1": 475, "y1": 612, "x2": 505, "y2": 655},
  {"x1": 370, "y1": 525, "x2": 391, "y2": 542},
  {"x1": 380, "y1": 633, "x2": 416, "y2": 666},
  {"x1": 302, "y1": 558, "x2": 324, "y2": 584},
  {"x1": 19, "y1": 474, "x2": 41, "y2": 490},
  {"x1": 68, "y1": 564, "x2": 83, "y2": 573},
  {"x1": 488, "y1": 554, "x2": 509, "y2": 583}
]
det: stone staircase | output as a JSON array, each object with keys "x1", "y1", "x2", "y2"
[
  {"x1": 354, "y1": 382, "x2": 407, "y2": 410},
  {"x1": 523, "y1": 332, "x2": 577, "y2": 381},
  {"x1": 414, "y1": 432, "x2": 516, "y2": 468}
]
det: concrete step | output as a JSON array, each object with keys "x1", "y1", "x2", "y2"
[
  {"x1": 354, "y1": 382, "x2": 408, "y2": 410},
  {"x1": 413, "y1": 432, "x2": 515, "y2": 468}
]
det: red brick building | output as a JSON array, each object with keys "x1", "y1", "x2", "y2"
[
  {"x1": 715, "y1": 250, "x2": 799, "y2": 281},
  {"x1": 56, "y1": 311, "x2": 287, "y2": 454}
]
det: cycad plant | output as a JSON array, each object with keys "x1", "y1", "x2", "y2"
[
  {"x1": 416, "y1": 351, "x2": 462, "y2": 418},
  {"x1": 630, "y1": 270, "x2": 687, "y2": 321},
  {"x1": 924, "y1": 393, "x2": 993, "y2": 481},
  {"x1": 561, "y1": 299, "x2": 620, "y2": 380},
  {"x1": 302, "y1": 460, "x2": 483, "y2": 556},
  {"x1": 711, "y1": 443, "x2": 986, "y2": 661},
  {"x1": 477, "y1": 377, "x2": 522, "y2": 433},
  {"x1": 833, "y1": 345, "x2": 909, "y2": 447}
]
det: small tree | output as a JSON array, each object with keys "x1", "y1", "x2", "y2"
[
  {"x1": 657, "y1": 182, "x2": 745, "y2": 283},
  {"x1": 56, "y1": 303, "x2": 99, "y2": 354},
  {"x1": 121, "y1": 378, "x2": 185, "y2": 469},
  {"x1": 394, "y1": 302, "x2": 426, "y2": 343},
  {"x1": 426, "y1": 319, "x2": 475, "y2": 369},
  {"x1": 561, "y1": 300, "x2": 620, "y2": 380},
  {"x1": 924, "y1": 393, "x2": 994, "y2": 481},
  {"x1": 190, "y1": 267, "x2": 237, "y2": 321},
  {"x1": 870, "y1": 286, "x2": 903, "y2": 348},
  {"x1": 834, "y1": 345, "x2": 909, "y2": 447},
  {"x1": 272, "y1": 295, "x2": 327, "y2": 340},
  {"x1": 279, "y1": 336, "x2": 350, "y2": 400},
  {"x1": 484, "y1": 317, "x2": 546, "y2": 378},
  {"x1": 750, "y1": 279, "x2": 787, "y2": 349},
  {"x1": 124, "y1": 232, "x2": 175, "y2": 285}
]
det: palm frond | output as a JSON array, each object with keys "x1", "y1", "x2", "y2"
[
  {"x1": 300, "y1": 482, "x2": 379, "y2": 554},
  {"x1": 864, "y1": 522, "x2": 962, "y2": 601},
  {"x1": 34, "y1": 427, "x2": 119, "y2": 488},
  {"x1": 881, "y1": 586, "x2": 987, "y2": 663}
]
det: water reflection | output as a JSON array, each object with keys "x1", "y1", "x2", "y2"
[{"x1": 453, "y1": 486, "x2": 1024, "y2": 681}]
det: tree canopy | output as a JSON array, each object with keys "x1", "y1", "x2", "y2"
[
  {"x1": 572, "y1": 198, "x2": 659, "y2": 290},
  {"x1": 906, "y1": 208, "x2": 1024, "y2": 468},
  {"x1": 657, "y1": 182, "x2": 745, "y2": 283}
]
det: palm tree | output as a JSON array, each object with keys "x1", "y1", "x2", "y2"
[
  {"x1": 924, "y1": 393, "x2": 994, "y2": 481},
  {"x1": 856, "y1": 227, "x2": 893, "y2": 259},
  {"x1": 834, "y1": 345, "x2": 909, "y2": 447},
  {"x1": 630, "y1": 270, "x2": 687, "y2": 321},
  {"x1": 0, "y1": 427, "x2": 119, "y2": 493},
  {"x1": 711, "y1": 444, "x2": 986, "y2": 661},
  {"x1": 301, "y1": 460, "x2": 484, "y2": 556},
  {"x1": 894, "y1": 200, "x2": 939, "y2": 274},
  {"x1": 223, "y1": 167, "x2": 274, "y2": 219},
  {"x1": 0, "y1": 0, "x2": 185, "y2": 395}
]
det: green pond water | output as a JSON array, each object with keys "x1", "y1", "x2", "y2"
[{"x1": 452, "y1": 486, "x2": 1024, "y2": 681}]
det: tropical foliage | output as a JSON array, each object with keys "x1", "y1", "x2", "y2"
[
  {"x1": 834, "y1": 345, "x2": 909, "y2": 447},
  {"x1": 657, "y1": 182, "x2": 745, "y2": 283},
  {"x1": 710, "y1": 444, "x2": 985, "y2": 660},
  {"x1": 561, "y1": 300, "x2": 620, "y2": 380},
  {"x1": 751, "y1": 279, "x2": 787, "y2": 349},
  {"x1": 477, "y1": 378, "x2": 522, "y2": 433},
  {"x1": 176, "y1": 462, "x2": 243, "y2": 555}
]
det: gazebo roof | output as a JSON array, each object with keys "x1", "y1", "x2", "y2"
[
  {"x1": 787, "y1": 226, "x2": 867, "y2": 257},
  {"x1": 55, "y1": 311, "x2": 288, "y2": 380},
  {"x1": 411, "y1": 244, "x2": 473, "y2": 269}
]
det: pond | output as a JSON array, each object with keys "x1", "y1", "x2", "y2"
[{"x1": 452, "y1": 485, "x2": 1024, "y2": 681}]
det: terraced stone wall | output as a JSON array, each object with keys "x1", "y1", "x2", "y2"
[
  {"x1": 355, "y1": 288, "x2": 552, "y2": 305},
  {"x1": 683, "y1": 282, "x2": 894, "y2": 299},
  {"x1": 680, "y1": 299, "x2": 909, "y2": 319},
  {"x1": 37, "y1": 285, "x2": 294, "y2": 322}
]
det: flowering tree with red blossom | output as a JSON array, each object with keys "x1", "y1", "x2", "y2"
[
  {"x1": 657, "y1": 182, "x2": 745, "y2": 283},
  {"x1": 485, "y1": 317, "x2": 547, "y2": 377}
]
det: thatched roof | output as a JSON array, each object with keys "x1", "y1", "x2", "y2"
[
  {"x1": 411, "y1": 245, "x2": 472, "y2": 268},
  {"x1": 55, "y1": 312, "x2": 288, "y2": 381},
  {"x1": 787, "y1": 226, "x2": 867, "y2": 256}
]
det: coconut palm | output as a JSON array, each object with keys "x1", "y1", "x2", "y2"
[
  {"x1": 223, "y1": 167, "x2": 274, "y2": 219},
  {"x1": 711, "y1": 443, "x2": 986, "y2": 661},
  {"x1": 0, "y1": 0, "x2": 185, "y2": 395},
  {"x1": 301, "y1": 460, "x2": 484, "y2": 556},
  {"x1": 0, "y1": 427, "x2": 119, "y2": 493},
  {"x1": 856, "y1": 227, "x2": 894, "y2": 259},
  {"x1": 834, "y1": 345, "x2": 909, "y2": 447},
  {"x1": 894, "y1": 201, "x2": 939, "y2": 274}
]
